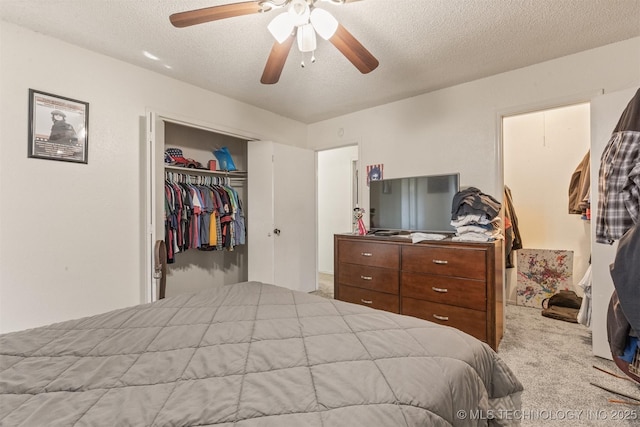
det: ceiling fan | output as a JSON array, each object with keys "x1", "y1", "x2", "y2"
[{"x1": 170, "y1": 0, "x2": 379, "y2": 84}]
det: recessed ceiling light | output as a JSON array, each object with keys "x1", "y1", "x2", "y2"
[{"x1": 143, "y1": 51, "x2": 159, "y2": 61}]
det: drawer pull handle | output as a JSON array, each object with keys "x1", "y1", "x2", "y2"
[
  {"x1": 360, "y1": 275, "x2": 372, "y2": 281},
  {"x1": 361, "y1": 299, "x2": 373, "y2": 305},
  {"x1": 432, "y1": 287, "x2": 448, "y2": 293},
  {"x1": 432, "y1": 259, "x2": 448, "y2": 265},
  {"x1": 361, "y1": 252, "x2": 373, "y2": 257},
  {"x1": 433, "y1": 314, "x2": 449, "y2": 321}
]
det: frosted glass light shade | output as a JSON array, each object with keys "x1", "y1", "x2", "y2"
[
  {"x1": 288, "y1": 0, "x2": 310, "y2": 26},
  {"x1": 310, "y1": 8, "x2": 338, "y2": 39},
  {"x1": 268, "y1": 12, "x2": 295, "y2": 43},
  {"x1": 297, "y1": 23, "x2": 317, "y2": 52}
]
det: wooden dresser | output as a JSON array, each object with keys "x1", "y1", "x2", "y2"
[{"x1": 334, "y1": 234, "x2": 504, "y2": 350}]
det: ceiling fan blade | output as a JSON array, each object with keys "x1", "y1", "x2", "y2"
[
  {"x1": 329, "y1": 23, "x2": 379, "y2": 74},
  {"x1": 170, "y1": 1, "x2": 262, "y2": 28},
  {"x1": 261, "y1": 34, "x2": 295, "y2": 84}
]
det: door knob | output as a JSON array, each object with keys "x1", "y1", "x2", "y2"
[{"x1": 273, "y1": 228, "x2": 281, "y2": 236}]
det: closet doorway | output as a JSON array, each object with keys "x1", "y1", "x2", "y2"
[
  {"x1": 146, "y1": 115, "x2": 251, "y2": 301},
  {"x1": 145, "y1": 111, "x2": 316, "y2": 301},
  {"x1": 316, "y1": 145, "x2": 359, "y2": 293},
  {"x1": 502, "y1": 103, "x2": 591, "y2": 306}
]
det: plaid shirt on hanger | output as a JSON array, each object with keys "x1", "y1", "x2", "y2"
[{"x1": 596, "y1": 130, "x2": 640, "y2": 244}]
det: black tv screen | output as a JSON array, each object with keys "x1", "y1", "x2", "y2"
[{"x1": 369, "y1": 173, "x2": 460, "y2": 233}]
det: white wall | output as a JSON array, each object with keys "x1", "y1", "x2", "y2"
[
  {"x1": 0, "y1": 21, "x2": 307, "y2": 333},
  {"x1": 503, "y1": 104, "x2": 591, "y2": 303},
  {"x1": 317, "y1": 145, "x2": 358, "y2": 274},
  {"x1": 307, "y1": 38, "x2": 640, "y2": 212}
]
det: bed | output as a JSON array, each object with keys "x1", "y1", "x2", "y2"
[{"x1": 0, "y1": 281, "x2": 523, "y2": 426}]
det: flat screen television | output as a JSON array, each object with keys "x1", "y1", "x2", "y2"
[{"x1": 369, "y1": 173, "x2": 460, "y2": 234}]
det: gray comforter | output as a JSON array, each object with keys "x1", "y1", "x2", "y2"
[{"x1": 0, "y1": 281, "x2": 522, "y2": 426}]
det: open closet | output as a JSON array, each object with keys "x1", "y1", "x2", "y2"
[
  {"x1": 144, "y1": 111, "x2": 316, "y2": 302},
  {"x1": 502, "y1": 103, "x2": 592, "y2": 306},
  {"x1": 152, "y1": 119, "x2": 249, "y2": 299},
  {"x1": 501, "y1": 87, "x2": 639, "y2": 359}
]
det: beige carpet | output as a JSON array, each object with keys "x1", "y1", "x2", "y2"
[
  {"x1": 310, "y1": 272, "x2": 334, "y2": 299},
  {"x1": 498, "y1": 304, "x2": 639, "y2": 426}
]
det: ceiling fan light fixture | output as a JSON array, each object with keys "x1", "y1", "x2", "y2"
[
  {"x1": 268, "y1": 12, "x2": 295, "y2": 43},
  {"x1": 310, "y1": 8, "x2": 338, "y2": 40},
  {"x1": 297, "y1": 23, "x2": 317, "y2": 52},
  {"x1": 169, "y1": 0, "x2": 379, "y2": 83},
  {"x1": 258, "y1": 0, "x2": 289, "y2": 12},
  {"x1": 288, "y1": 0, "x2": 310, "y2": 26}
]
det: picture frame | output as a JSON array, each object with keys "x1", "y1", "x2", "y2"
[
  {"x1": 366, "y1": 163, "x2": 383, "y2": 186},
  {"x1": 28, "y1": 89, "x2": 89, "y2": 164}
]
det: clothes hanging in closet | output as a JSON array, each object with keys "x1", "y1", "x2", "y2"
[
  {"x1": 576, "y1": 264, "x2": 592, "y2": 328},
  {"x1": 596, "y1": 88, "x2": 640, "y2": 244},
  {"x1": 164, "y1": 175, "x2": 246, "y2": 263},
  {"x1": 568, "y1": 150, "x2": 591, "y2": 218},
  {"x1": 503, "y1": 185, "x2": 523, "y2": 268}
]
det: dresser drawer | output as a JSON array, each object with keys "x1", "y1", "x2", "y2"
[
  {"x1": 338, "y1": 240, "x2": 400, "y2": 269},
  {"x1": 402, "y1": 272, "x2": 486, "y2": 311},
  {"x1": 402, "y1": 298, "x2": 487, "y2": 342},
  {"x1": 338, "y1": 285, "x2": 400, "y2": 313},
  {"x1": 402, "y1": 246, "x2": 486, "y2": 279},
  {"x1": 338, "y1": 263, "x2": 399, "y2": 294}
]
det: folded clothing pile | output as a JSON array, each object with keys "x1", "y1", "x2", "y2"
[{"x1": 450, "y1": 187, "x2": 503, "y2": 242}]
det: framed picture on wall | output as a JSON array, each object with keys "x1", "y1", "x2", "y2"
[
  {"x1": 28, "y1": 89, "x2": 89, "y2": 164},
  {"x1": 366, "y1": 163, "x2": 383, "y2": 186}
]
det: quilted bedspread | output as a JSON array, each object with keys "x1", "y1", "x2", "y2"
[{"x1": 0, "y1": 281, "x2": 522, "y2": 426}]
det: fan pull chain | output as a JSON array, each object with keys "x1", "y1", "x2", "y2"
[{"x1": 300, "y1": 50, "x2": 316, "y2": 68}]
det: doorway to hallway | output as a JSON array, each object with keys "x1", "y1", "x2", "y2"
[{"x1": 316, "y1": 145, "x2": 358, "y2": 293}]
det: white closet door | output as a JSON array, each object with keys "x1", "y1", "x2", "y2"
[
  {"x1": 273, "y1": 142, "x2": 316, "y2": 292},
  {"x1": 145, "y1": 110, "x2": 167, "y2": 302},
  {"x1": 248, "y1": 141, "x2": 316, "y2": 292},
  {"x1": 590, "y1": 87, "x2": 637, "y2": 359},
  {"x1": 247, "y1": 141, "x2": 276, "y2": 285}
]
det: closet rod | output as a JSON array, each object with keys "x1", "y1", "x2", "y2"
[
  {"x1": 164, "y1": 172, "x2": 245, "y2": 187},
  {"x1": 165, "y1": 165, "x2": 246, "y2": 179}
]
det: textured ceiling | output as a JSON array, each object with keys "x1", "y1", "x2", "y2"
[{"x1": 1, "y1": 0, "x2": 639, "y2": 123}]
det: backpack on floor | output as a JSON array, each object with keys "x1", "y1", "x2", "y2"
[{"x1": 541, "y1": 290, "x2": 582, "y2": 323}]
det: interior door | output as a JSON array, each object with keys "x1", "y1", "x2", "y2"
[
  {"x1": 144, "y1": 110, "x2": 166, "y2": 302},
  {"x1": 247, "y1": 141, "x2": 275, "y2": 285},
  {"x1": 248, "y1": 141, "x2": 316, "y2": 292},
  {"x1": 590, "y1": 87, "x2": 637, "y2": 359},
  {"x1": 273, "y1": 142, "x2": 316, "y2": 292}
]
